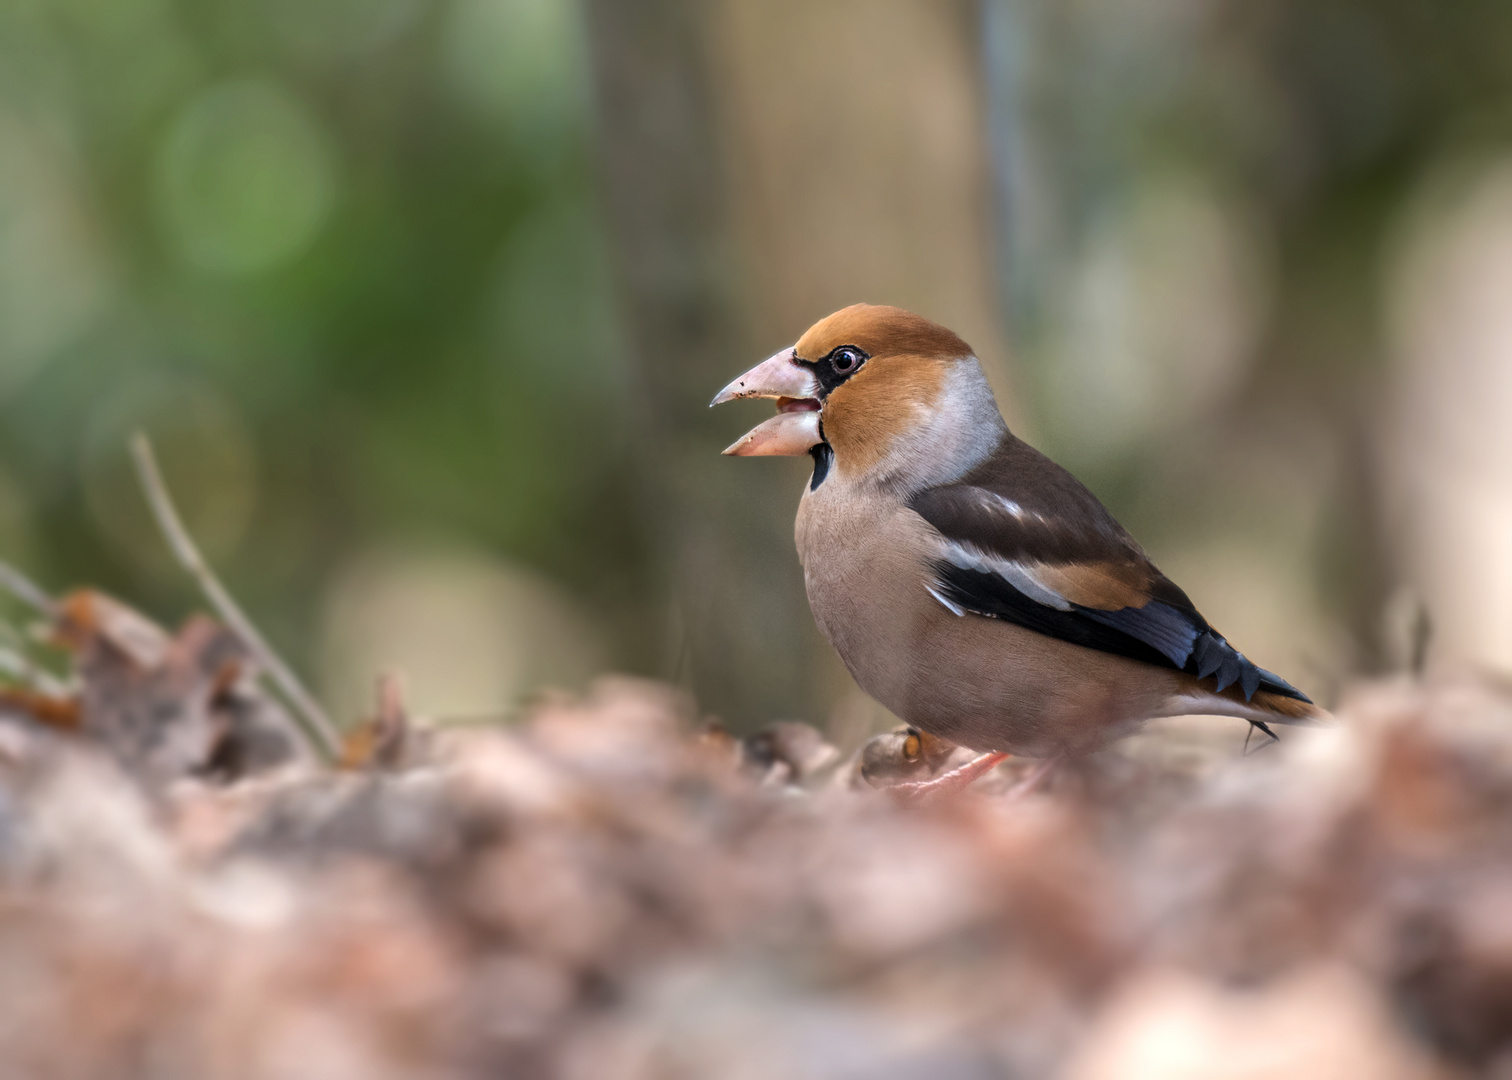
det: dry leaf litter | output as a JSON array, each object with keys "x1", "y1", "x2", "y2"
[{"x1": 0, "y1": 587, "x2": 1510, "y2": 1079}]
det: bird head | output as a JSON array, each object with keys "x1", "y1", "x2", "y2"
[{"x1": 711, "y1": 304, "x2": 1005, "y2": 488}]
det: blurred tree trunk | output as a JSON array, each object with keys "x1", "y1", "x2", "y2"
[
  {"x1": 584, "y1": 0, "x2": 1009, "y2": 731},
  {"x1": 583, "y1": 0, "x2": 819, "y2": 730}
]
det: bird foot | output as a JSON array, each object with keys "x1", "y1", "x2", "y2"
[{"x1": 886, "y1": 751, "x2": 1010, "y2": 805}]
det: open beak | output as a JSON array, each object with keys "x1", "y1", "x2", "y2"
[{"x1": 710, "y1": 347, "x2": 824, "y2": 457}]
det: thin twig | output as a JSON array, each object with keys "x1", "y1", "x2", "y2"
[
  {"x1": 0, "y1": 559, "x2": 55, "y2": 617},
  {"x1": 129, "y1": 432, "x2": 340, "y2": 763},
  {"x1": 0, "y1": 586, "x2": 70, "y2": 695}
]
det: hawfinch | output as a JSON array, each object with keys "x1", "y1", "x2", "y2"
[{"x1": 712, "y1": 304, "x2": 1317, "y2": 790}]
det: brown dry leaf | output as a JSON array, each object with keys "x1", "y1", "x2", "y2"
[
  {"x1": 46, "y1": 590, "x2": 299, "y2": 782},
  {"x1": 0, "y1": 673, "x2": 1506, "y2": 1077},
  {"x1": 340, "y1": 673, "x2": 410, "y2": 771},
  {"x1": 0, "y1": 687, "x2": 81, "y2": 731}
]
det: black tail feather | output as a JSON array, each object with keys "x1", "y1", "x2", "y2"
[{"x1": 1186, "y1": 629, "x2": 1312, "y2": 704}]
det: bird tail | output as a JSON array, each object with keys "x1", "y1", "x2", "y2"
[
  {"x1": 1186, "y1": 629, "x2": 1314, "y2": 706},
  {"x1": 1181, "y1": 685, "x2": 1329, "y2": 730},
  {"x1": 1247, "y1": 689, "x2": 1327, "y2": 724},
  {"x1": 1162, "y1": 676, "x2": 1329, "y2": 731}
]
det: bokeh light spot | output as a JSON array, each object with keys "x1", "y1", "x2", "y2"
[
  {"x1": 1385, "y1": 156, "x2": 1512, "y2": 670},
  {"x1": 1043, "y1": 174, "x2": 1271, "y2": 460},
  {"x1": 156, "y1": 79, "x2": 337, "y2": 275},
  {"x1": 442, "y1": 0, "x2": 587, "y2": 143},
  {"x1": 319, "y1": 545, "x2": 607, "y2": 723}
]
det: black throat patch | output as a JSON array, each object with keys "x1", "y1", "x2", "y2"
[{"x1": 809, "y1": 441, "x2": 832, "y2": 490}]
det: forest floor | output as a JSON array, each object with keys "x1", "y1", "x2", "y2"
[{"x1": 1, "y1": 555, "x2": 1510, "y2": 1078}]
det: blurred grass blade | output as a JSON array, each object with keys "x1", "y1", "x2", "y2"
[{"x1": 0, "y1": 559, "x2": 56, "y2": 617}]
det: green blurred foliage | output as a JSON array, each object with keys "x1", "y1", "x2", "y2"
[
  {"x1": 0, "y1": 0, "x2": 647, "y2": 676},
  {"x1": 7, "y1": 0, "x2": 1512, "y2": 722}
]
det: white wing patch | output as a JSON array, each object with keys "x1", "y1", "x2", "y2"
[
  {"x1": 925, "y1": 584, "x2": 966, "y2": 617},
  {"x1": 973, "y1": 488, "x2": 1056, "y2": 526},
  {"x1": 987, "y1": 492, "x2": 1025, "y2": 518},
  {"x1": 937, "y1": 540, "x2": 1073, "y2": 611}
]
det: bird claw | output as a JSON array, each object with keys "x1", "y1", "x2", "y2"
[{"x1": 884, "y1": 750, "x2": 1011, "y2": 805}]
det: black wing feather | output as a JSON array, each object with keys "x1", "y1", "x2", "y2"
[
  {"x1": 911, "y1": 437, "x2": 1310, "y2": 705},
  {"x1": 933, "y1": 565, "x2": 1175, "y2": 669},
  {"x1": 932, "y1": 561, "x2": 1309, "y2": 703},
  {"x1": 1076, "y1": 602, "x2": 1202, "y2": 669}
]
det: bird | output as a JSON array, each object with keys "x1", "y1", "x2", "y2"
[{"x1": 710, "y1": 303, "x2": 1321, "y2": 798}]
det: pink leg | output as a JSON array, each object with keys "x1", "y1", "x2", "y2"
[{"x1": 886, "y1": 751, "x2": 1010, "y2": 805}]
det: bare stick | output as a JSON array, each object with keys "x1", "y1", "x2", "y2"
[
  {"x1": 0, "y1": 614, "x2": 74, "y2": 697},
  {"x1": 129, "y1": 432, "x2": 340, "y2": 762},
  {"x1": 0, "y1": 559, "x2": 55, "y2": 617}
]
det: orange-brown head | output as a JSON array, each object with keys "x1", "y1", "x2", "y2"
[{"x1": 712, "y1": 304, "x2": 1006, "y2": 489}]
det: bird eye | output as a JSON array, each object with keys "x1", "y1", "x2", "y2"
[
  {"x1": 830, "y1": 347, "x2": 862, "y2": 375},
  {"x1": 902, "y1": 731, "x2": 921, "y2": 762}
]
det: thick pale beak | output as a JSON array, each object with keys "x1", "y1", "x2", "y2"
[
  {"x1": 720, "y1": 408, "x2": 821, "y2": 456},
  {"x1": 710, "y1": 347, "x2": 818, "y2": 406},
  {"x1": 710, "y1": 347, "x2": 824, "y2": 457}
]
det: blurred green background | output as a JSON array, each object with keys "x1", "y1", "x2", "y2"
[{"x1": 3, "y1": 0, "x2": 1511, "y2": 735}]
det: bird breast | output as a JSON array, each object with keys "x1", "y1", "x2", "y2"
[{"x1": 795, "y1": 478, "x2": 940, "y2": 710}]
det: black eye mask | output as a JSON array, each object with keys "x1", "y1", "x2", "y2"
[{"x1": 798, "y1": 345, "x2": 870, "y2": 398}]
